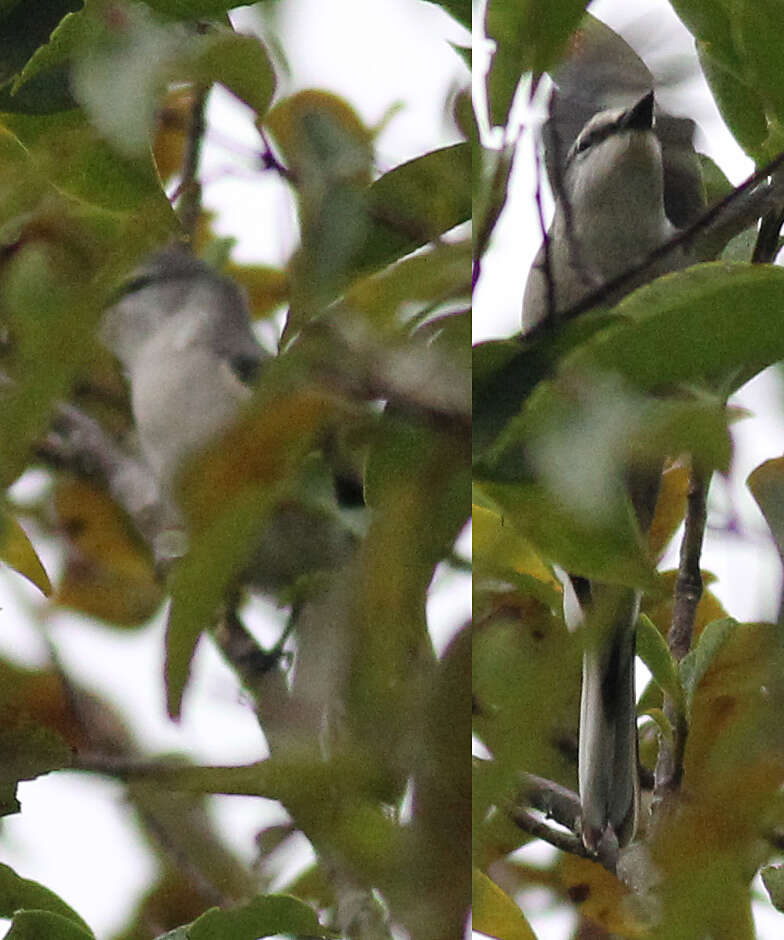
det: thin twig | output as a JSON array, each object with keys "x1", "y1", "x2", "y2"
[
  {"x1": 509, "y1": 807, "x2": 598, "y2": 865},
  {"x1": 524, "y1": 145, "x2": 784, "y2": 338},
  {"x1": 654, "y1": 464, "x2": 708, "y2": 796},
  {"x1": 177, "y1": 85, "x2": 209, "y2": 242},
  {"x1": 517, "y1": 771, "x2": 582, "y2": 834},
  {"x1": 257, "y1": 124, "x2": 296, "y2": 182}
]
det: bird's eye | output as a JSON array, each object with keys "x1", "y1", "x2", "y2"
[
  {"x1": 229, "y1": 354, "x2": 261, "y2": 384},
  {"x1": 575, "y1": 131, "x2": 594, "y2": 154}
]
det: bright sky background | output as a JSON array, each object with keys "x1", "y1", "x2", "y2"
[
  {"x1": 473, "y1": 0, "x2": 784, "y2": 937},
  {"x1": 0, "y1": 1, "x2": 470, "y2": 936}
]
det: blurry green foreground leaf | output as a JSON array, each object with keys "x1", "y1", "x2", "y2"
[{"x1": 0, "y1": 863, "x2": 91, "y2": 933}]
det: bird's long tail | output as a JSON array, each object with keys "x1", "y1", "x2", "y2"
[{"x1": 578, "y1": 585, "x2": 640, "y2": 854}]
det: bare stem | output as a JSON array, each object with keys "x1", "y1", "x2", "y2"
[
  {"x1": 177, "y1": 85, "x2": 209, "y2": 242},
  {"x1": 654, "y1": 465, "x2": 708, "y2": 797}
]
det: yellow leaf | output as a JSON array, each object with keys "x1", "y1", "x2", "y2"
[
  {"x1": 53, "y1": 479, "x2": 162, "y2": 626},
  {"x1": 472, "y1": 868, "x2": 537, "y2": 940},
  {"x1": 152, "y1": 87, "x2": 192, "y2": 182},
  {"x1": 559, "y1": 855, "x2": 646, "y2": 938},
  {"x1": 473, "y1": 503, "x2": 558, "y2": 588},
  {"x1": 0, "y1": 512, "x2": 51, "y2": 596},
  {"x1": 226, "y1": 262, "x2": 289, "y2": 319}
]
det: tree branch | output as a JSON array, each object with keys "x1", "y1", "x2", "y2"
[
  {"x1": 176, "y1": 84, "x2": 209, "y2": 242},
  {"x1": 654, "y1": 464, "x2": 708, "y2": 797},
  {"x1": 524, "y1": 146, "x2": 784, "y2": 338},
  {"x1": 517, "y1": 771, "x2": 582, "y2": 834}
]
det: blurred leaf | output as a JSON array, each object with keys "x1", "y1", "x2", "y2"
[
  {"x1": 697, "y1": 43, "x2": 769, "y2": 164},
  {"x1": 357, "y1": 141, "x2": 471, "y2": 272},
  {"x1": 642, "y1": 706, "x2": 674, "y2": 747},
  {"x1": 473, "y1": 590, "x2": 580, "y2": 858},
  {"x1": 68, "y1": 2, "x2": 184, "y2": 159},
  {"x1": 266, "y1": 89, "x2": 374, "y2": 322},
  {"x1": 184, "y1": 895, "x2": 326, "y2": 939},
  {"x1": 427, "y1": 0, "x2": 470, "y2": 32},
  {"x1": 0, "y1": 511, "x2": 51, "y2": 595},
  {"x1": 748, "y1": 456, "x2": 784, "y2": 560},
  {"x1": 679, "y1": 616, "x2": 737, "y2": 713},
  {"x1": 667, "y1": 0, "x2": 738, "y2": 67},
  {"x1": 636, "y1": 613, "x2": 683, "y2": 707},
  {"x1": 3, "y1": 108, "x2": 177, "y2": 215},
  {"x1": 484, "y1": 0, "x2": 589, "y2": 126},
  {"x1": 165, "y1": 483, "x2": 277, "y2": 719},
  {"x1": 0, "y1": 863, "x2": 91, "y2": 932},
  {"x1": 0, "y1": 0, "x2": 79, "y2": 112},
  {"x1": 761, "y1": 864, "x2": 784, "y2": 913},
  {"x1": 472, "y1": 868, "x2": 536, "y2": 940},
  {"x1": 353, "y1": 415, "x2": 469, "y2": 741},
  {"x1": 560, "y1": 263, "x2": 784, "y2": 392},
  {"x1": 0, "y1": 190, "x2": 173, "y2": 484},
  {"x1": 472, "y1": 310, "x2": 617, "y2": 458},
  {"x1": 227, "y1": 262, "x2": 289, "y2": 319},
  {"x1": 53, "y1": 478, "x2": 163, "y2": 626},
  {"x1": 167, "y1": 383, "x2": 339, "y2": 717},
  {"x1": 266, "y1": 89, "x2": 373, "y2": 187},
  {"x1": 472, "y1": 500, "x2": 559, "y2": 595},
  {"x1": 152, "y1": 85, "x2": 192, "y2": 180},
  {"x1": 559, "y1": 855, "x2": 645, "y2": 937},
  {"x1": 0, "y1": 720, "x2": 72, "y2": 816},
  {"x1": 342, "y1": 239, "x2": 471, "y2": 330},
  {"x1": 475, "y1": 478, "x2": 658, "y2": 590},
  {"x1": 643, "y1": 568, "x2": 728, "y2": 647},
  {"x1": 735, "y1": 0, "x2": 784, "y2": 131},
  {"x1": 653, "y1": 621, "x2": 784, "y2": 938},
  {"x1": 4, "y1": 910, "x2": 94, "y2": 940},
  {"x1": 182, "y1": 27, "x2": 276, "y2": 117},
  {"x1": 647, "y1": 460, "x2": 688, "y2": 559}
]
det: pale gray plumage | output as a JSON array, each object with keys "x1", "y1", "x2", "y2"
[
  {"x1": 522, "y1": 91, "x2": 676, "y2": 854},
  {"x1": 102, "y1": 246, "x2": 353, "y2": 590}
]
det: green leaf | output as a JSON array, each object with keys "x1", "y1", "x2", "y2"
[
  {"x1": 0, "y1": 863, "x2": 91, "y2": 931},
  {"x1": 182, "y1": 28, "x2": 276, "y2": 117},
  {"x1": 697, "y1": 43, "x2": 769, "y2": 164},
  {"x1": 679, "y1": 617, "x2": 738, "y2": 712},
  {"x1": 0, "y1": 511, "x2": 52, "y2": 595},
  {"x1": 188, "y1": 894, "x2": 326, "y2": 939},
  {"x1": 565, "y1": 263, "x2": 784, "y2": 392},
  {"x1": 667, "y1": 0, "x2": 739, "y2": 67},
  {"x1": 761, "y1": 864, "x2": 784, "y2": 913},
  {"x1": 472, "y1": 310, "x2": 617, "y2": 458},
  {"x1": 748, "y1": 457, "x2": 784, "y2": 561},
  {"x1": 356, "y1": 141, "x2": 471, "y2": 274},
  {"x1": 342, "y1": 239, "x2": 471, "y2": 330},
  {"x1": 735, "y1": 0, "x2": 784, "y2": 131},
  {"x1": 472, "y1": 868, "x2": 537, "y2": 940},
  {"x1": 0, "y1": 0, "x2": 79, "y2": 88},
  {"x1": 3, "y1": 109, "x2": 177, "y2": 215},
  {"x1": 0, "y1": 722, "x2": 72, "y2": 816},
  {"x1": 165, "y1": 484, "x2": 278, "y2": 718},
  {"x1": 4, "y1": 911, "x2": 94, "y2": 940},
  {"x1": 640, "y1": 707, "x2": 674, "y2": 747},
  {"x1": 428, "y1": 0, "x2": 470, "y2": 32},
  {"x1": 484, "y1": 0, "x2": 589, "y2": 126},
  {"x1": 636, "y1": 614, "x2": 683, "y2": 707}
]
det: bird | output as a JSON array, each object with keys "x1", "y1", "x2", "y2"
[
  {"x1": 101, "y1": 245, "x2": 355, "y2": 592},
  {"x1": 522, "y1": 89, "x2": 684, "y2": 856}
]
